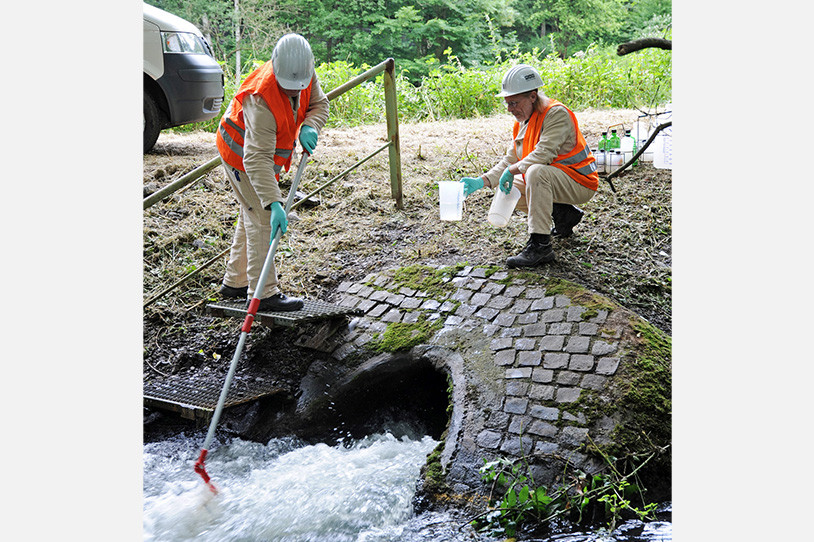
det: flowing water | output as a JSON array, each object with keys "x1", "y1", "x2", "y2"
[{"x1": 143, "y1": 432, "x2": 671, "y2": 542}]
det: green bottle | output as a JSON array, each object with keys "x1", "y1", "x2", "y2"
[
  {"x1": 609, "y1": 129, "x2": 621, "y2": 149},
  {"x1": 598, "y1": 131, "x2": 608, "y2": 151}
]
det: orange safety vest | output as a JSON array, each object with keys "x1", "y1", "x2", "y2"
[
  {"x1": 513, "y1": 100, "x2": 599, "y2": 191},
  {"x1": 216, "y1": 61, "x2": 313, "y2": 177}
]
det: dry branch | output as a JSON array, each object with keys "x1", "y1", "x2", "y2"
[{"x1": 616, "y1": 38, "x2": 672, "y2": 56}]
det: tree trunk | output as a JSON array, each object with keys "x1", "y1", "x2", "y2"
[
  {"x1": 234, "y1": 0, "x2": 241, "y2": 84},
  {"x1": 200, "y1": 13, "x2": 213, "y2": 49}
]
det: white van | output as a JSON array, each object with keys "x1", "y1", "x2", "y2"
[{"x1": 143, "y1": 3, "x2": 224, "y2": 152}]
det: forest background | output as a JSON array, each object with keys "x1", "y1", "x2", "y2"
[{"x1": 148, "y1": 0, "x2": 672, "y2": 129}]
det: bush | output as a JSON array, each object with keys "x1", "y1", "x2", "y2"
[{"x1": 166, "y1": 44, "x2": 670, "y2": 134}]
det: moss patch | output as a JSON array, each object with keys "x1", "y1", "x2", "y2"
[
  {"x1": 420, "y1": 440, "x2": 449, "y2": 495},
  {"x1": 542, "y1": 276, "x2": 616, "y2": 314},
  {"x1": 614, "y1": 319, "x2": 672, "y2": 444},
  {"x1": 389, "y1": 263, "x2": 465, "y2": 300},
  {"x1": 367, "y1": 317, "x2": 444, "y2": 353},
  {"x1": 596, "y1": 317, "x2": 672, "y2": 498}
]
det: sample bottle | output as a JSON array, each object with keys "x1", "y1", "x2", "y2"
[
  {"x1": 653, "y1": 132, "x2": 666, "y2": 169},
  {"x1": 609, "y1": 129, "x2": 620, "y2": 149},
  {"x1": 598, "y1": 132, "x2": 608, "y2": 151},
  {"x1": 594, "y1": 148, "x2": 605, "y2": 173},
  {"x1": 663, "y1": 130, "x2": 672, "y2": 169},
  {"x1": 608, "y1": 150, "x2": 623, "y2": 173},
  {"x1": 654, "y1": 128, "x2": 672, "y2": 170},
  {"x1": 621, "y1": 129, "x2": 637, "y2": 165}
]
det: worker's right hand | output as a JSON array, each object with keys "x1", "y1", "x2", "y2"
[
  {"x1": 269, "y1": 201, "x2": 288, "y2": 242},
  {"x1": 460, "y1": 177, "x2": 484, "y2": 197},
  {"x1": 299, "y1": 125, "x2": 318, "y2": 154}
]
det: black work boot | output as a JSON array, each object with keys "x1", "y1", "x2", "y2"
[
  {"x1": 220, "y1": 283, "x2": 248, "y2": 299},
  {"x1": 506, "y1": 234, "x2": 555, "y2": 268},
  {"x1": 255, "y1": 293, "x2": 304, "y2": 312},
  {"x1": 551, "y1": 203, "x2": 584, "y2": 238}
]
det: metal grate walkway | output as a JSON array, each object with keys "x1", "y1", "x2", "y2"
[
  {"x1": 205, "y1": 298, "x2": 362, "y2": 327},
  {"x1": 145, "y1": 299, "x2": 359, "y2": 420},
  {"x1": 144, "y1": 373, "x2": 286, "y2": 421}
]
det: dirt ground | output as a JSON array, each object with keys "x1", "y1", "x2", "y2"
[{"x1": 143, "y1": 109, "x2": 671, "y2": 390}]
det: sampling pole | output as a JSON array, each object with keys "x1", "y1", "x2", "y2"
[{"x1": 193, "y1": 153, "x2": 309, "y2": 493}]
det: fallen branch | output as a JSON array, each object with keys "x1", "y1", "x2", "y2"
[
  {"x1": 143, "y1": 155, "x2": 221, "y2": 210},
  {"x1": 604, "y1": 120, "x2": 672, "y2": 189},
  {"x1": 143, "y1": 246, "x2": 229, "y2": 308},
  {"x1": 617, "y1": 38, "x2": 672, "y2": 56}
]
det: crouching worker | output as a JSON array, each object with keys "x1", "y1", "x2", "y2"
[
  {"x1": 459, "y1": 64, "x2": 598, "y2": 268},
  {"x1": 216, "y1": 33, "x2": 329, "y2": 310}
]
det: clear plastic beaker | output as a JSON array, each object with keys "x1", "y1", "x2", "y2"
[
  {"x1": 438, "y1": 181, "x2": 464, "y2": 221},
  {"x1": 488, "y1": 186, "x2": 521, "y2": 227}
]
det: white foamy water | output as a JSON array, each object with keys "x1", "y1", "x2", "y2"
[
  {"x1": 143, "y1": 433, "x2": 439, "y2": 542},
  {"x1": 143, "y1": 433, "x2": 671, "y2": 542}
]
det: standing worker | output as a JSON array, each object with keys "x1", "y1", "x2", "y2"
[
  {"x1": 459, "y1": 64, "x2": 598, "y2": 267},
  {"x1": 216, "y1": 33, "x2": 329, "y2": 311}
]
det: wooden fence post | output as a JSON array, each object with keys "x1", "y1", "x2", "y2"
[{"x1": 383, "y1": 58, "x2": 403, "y2": 209}]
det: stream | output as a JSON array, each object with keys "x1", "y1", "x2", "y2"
[{"x1": 143, "y1": 432, "x2": 671, "y2": 541}]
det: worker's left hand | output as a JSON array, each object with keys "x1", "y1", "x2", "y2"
[
  {"x1": 299, "y1": 125, "x2": 318, "y2": 154},
  {"x1": 499, "y1": 168, "x2": 514, "y2": 194}
]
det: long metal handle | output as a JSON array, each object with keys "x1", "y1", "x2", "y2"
[
  {"x1": 199, "y1": 152, "x2": 309, "y2": 455},
  {"x1": 254, "y1": 153, "x2": 309, "y2": 296}
]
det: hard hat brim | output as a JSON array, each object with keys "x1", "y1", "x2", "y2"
[
  {"x1": 496, "y1": 88, "x2": 538, "y2": 98},
  {"x1": 277, "y1": 75, "x2": 312, "y2": 91},
  {"x1": 496, "y1": 89, "x2": 520, "y2": 98}
]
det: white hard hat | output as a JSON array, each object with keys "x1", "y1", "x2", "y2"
[
  {"x1": 497, "y1": 64, "x2": 543, "y2": 97},
  {"x1": 271, "y1": 33, "x2": 315, "y2": 90}
]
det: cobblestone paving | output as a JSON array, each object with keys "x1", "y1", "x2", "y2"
[{"x1": 330, "y1": 264, "x2": 627, "y2": 483}]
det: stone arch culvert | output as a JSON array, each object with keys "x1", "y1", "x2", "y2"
[{"x1": 211, "y1": 263, "x2": 671, "y2": 509}]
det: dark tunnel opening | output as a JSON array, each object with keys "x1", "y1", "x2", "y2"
[
  {"x1": 323, "y1": 359, "x2": 451, "y2": 442},
  {"x1": 144, "y1": 353, "x2": 456, "y2": 447}
]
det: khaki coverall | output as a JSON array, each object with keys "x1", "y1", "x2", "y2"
[
  {"x1": 482, "y1": 105, "x2": 596, "y2": 235},
  {"x1": 221, "y1": 80, "x2": 329, "y2": 299}
]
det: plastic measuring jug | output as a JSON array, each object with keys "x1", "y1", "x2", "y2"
[
  {"x1": 488, "y1": 186, "x2": 521, "y2": 227},
  {"x1": 438, "y1": 181, "x2": 464, "y2": 221}
]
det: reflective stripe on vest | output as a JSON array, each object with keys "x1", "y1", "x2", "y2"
[
  {"x1": 216, "y1": 61, "x2": 312, "y2": 175},
  {"x1": 555, "y1": 145, "x2": 597, "y2": 176},
  {"x1": 513, "y1": 100, "x2": 599, "y2": 191},
  {"x1": 218, "y1": 117, "x2": 245, "y2": 160}
]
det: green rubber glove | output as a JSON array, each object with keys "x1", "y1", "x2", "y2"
[
  {"x1": 299, "y1": 125, "x2": 318, "y2": 154},
  {"x1": 269, "y1": 201, "x2": 288, "y2": 242},
  {"x1": 499, "y1": 168, "x2": 514, "y2": 195},
  {"x1": 460, "y1": 177, "x2": 484, "y2": 197}
]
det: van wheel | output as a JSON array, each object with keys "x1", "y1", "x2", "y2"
[{"x1": 144, "y1": 92, "x2": 162, "y2": 153}]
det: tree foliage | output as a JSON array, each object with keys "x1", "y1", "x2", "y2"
[{"x1": 147, "y1": 0, "x2": 671, "y2": 81}]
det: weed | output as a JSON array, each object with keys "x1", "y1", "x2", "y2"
[{"x1": 472, "y1": 436, "x2": 661, "y2": 537}]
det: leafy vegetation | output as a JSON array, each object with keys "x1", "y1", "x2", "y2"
[
  {"x1": 150, "y1": 0, "x2": 671, "y2": 79},
  {"x1": 474, "y1": 438, "x2": 661, "y2": 537},
  {"x1": 151, "y1": 0, "x2": 671, "y2": 132},
  {"x1": 183, "y1": 42, "x2": 670, "y2": 135}
]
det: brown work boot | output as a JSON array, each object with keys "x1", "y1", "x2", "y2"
[{"x1": 506, "y1": 234, "x2": 555, "y2": 268}]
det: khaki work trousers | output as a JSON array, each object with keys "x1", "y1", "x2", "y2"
[
  {"x1": 513, "y1": 164, "x2": 596, "y2": 235},
  {"x1": 220, "y1": 160, "x2": 281, "y2": 300}
]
